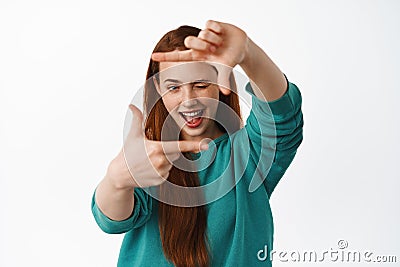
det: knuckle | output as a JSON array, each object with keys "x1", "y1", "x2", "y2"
[
  {"x1": 146, "y1": 143, "x2": 161, "y2": 157},
  {"x1": 153, "y1": 156, "x2": 165, "y2": 168}
]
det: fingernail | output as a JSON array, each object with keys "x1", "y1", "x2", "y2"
[
  {"x1": 201, "y1": 144, "x2": 209, "y2": 150},
  {"x1": 209, "y1": 45, "x2": 216, "y2": 53}
]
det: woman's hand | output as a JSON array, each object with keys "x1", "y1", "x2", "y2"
[
  {"x1": 105, "y1": 104, "x2": 208, "y2": 189},
  {"x1": 151, "y1": 20, "x2": 249, "y2": 95}
]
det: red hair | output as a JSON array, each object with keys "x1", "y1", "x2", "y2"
[{"x1": 143, "y1": 25, "x2": 242, "y2": 267}]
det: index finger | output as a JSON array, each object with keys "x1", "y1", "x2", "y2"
[
  {"x1": 160, "y1": 140, "x2": 209, "y2": 154},
  {"x1": 151, "y1": 50, "x2": 195, "y2": 62}
]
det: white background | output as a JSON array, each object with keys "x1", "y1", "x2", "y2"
[{"x1": 1, "y1": 0, "x2": 399, "y2": 266}]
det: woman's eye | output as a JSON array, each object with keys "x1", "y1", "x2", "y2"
[
  {"x1": 194, "y1": 83, "x2": 211, "y2": 89},
  {"x1": 166, "y1": 82, "x2": 210, "y2": 91},
  {"x1": 167, "y1": 85, "x2": 179, "y2": 91}
]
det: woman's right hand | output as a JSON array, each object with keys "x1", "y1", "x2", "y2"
[{"x1": 105, "y1": 104, "x2": 208, "y2": 189}]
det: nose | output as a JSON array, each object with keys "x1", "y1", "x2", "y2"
[{"x1": 181, "y1": 84, "x2": 198, "y2": 107}]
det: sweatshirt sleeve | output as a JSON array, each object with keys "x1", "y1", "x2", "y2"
[
  {"x1": 244, "y1": 73, "x2": 304, "y2": 197},
  {"x1": 91, "y1": 187, "x2": 153, "y2": 234}
]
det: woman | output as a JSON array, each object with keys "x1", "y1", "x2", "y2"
[{"x1": 92, "y1": 20, "x2": 304, "y2": 267}]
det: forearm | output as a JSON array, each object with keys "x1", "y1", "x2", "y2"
[
  {"x1": 95, "y1": 174, "x2": 135, "y2": 221},
  {"x1": 239, "y1": 37, "x2": 287, "y2": 102}
]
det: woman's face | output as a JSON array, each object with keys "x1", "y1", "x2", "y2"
[{"x1": 154, "y1": 61, "x2": 223, "y2": 141}]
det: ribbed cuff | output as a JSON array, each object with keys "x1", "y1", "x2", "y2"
[{"x1": 245, "y1": 73, "x2": 302, "y2": 118}]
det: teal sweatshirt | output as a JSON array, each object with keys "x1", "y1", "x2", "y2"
[{"x1": 91, "y1": 74, "x2": 304, "y2": 266}]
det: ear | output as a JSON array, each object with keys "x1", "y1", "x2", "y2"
[{"x1": 153, "y1": 76, "x2": 161, "y2": 94}]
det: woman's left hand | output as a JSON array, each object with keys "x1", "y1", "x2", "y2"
[{"x1": 151, "y1": 20, "x2": 249, "y2": 95}]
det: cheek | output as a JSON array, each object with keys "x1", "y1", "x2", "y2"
[
  {"x1": 162, "y1": 95, "x2": 179, "y2": 113},
  {"x1": 205, "y1": 91, "x2": 220, "y2": 113}
]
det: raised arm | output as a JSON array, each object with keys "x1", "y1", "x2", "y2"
[
  {"x1": 239, "y1": 37, "x2": 288, "y2": 102},
  {"x1": 151, "y1": 19, "x2": 287, "y2": 102}
]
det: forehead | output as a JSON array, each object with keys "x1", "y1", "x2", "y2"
[{"x1": 158, "y1": 61, "x2": 218, "y2": 83}]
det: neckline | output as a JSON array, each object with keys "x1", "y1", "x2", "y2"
[{"x1": 211, "y1": 132, "x2": 229, "y2": 144}]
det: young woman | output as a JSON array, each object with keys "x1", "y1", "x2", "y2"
[{"x1": 92, "y1": 20, "x2": 304, "y2": 267}]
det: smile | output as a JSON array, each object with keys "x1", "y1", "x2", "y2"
[{"x1": 179, "y1": 109, "x2": 205, "y2": 128}]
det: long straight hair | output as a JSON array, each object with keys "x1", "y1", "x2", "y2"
[{"x1": 143, "y1": 25, "x2": 242, "y2": 267}]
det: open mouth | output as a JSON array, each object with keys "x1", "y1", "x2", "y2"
[{"x1": 179, "y1": 109, "x2": 204, "y2": 128}]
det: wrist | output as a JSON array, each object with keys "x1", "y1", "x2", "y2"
[
  {"x1": 239, "y1": 37, "x2": 254, "y2": 70},
  {"x1": 106, "y1": 159, "x2": 138, "y2": 190}
]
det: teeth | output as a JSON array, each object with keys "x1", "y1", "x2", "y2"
[{"x1": 181, "y1": 110, "x2": 202, "y2": 117}]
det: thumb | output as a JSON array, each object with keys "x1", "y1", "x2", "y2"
[{"x1": 128, "y1": 104, "x2": 144, "y2": 137}]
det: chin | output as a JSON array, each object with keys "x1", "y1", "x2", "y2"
[
  {"x1": 181, "y1": 124, "x2": 207, "y2": 136},
  {"x1": 179, "y1": 118, "x2": 213, "y2": 139}
]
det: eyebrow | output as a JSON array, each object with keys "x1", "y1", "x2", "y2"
[{"x1": 162, "y1": 78, "x2": 212, "y2": 84}]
